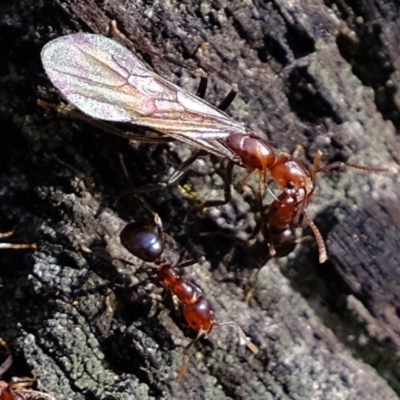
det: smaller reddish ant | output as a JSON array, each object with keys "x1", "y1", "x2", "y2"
[
  {"x1": 260, "y1": 150, "x2": 387, "y2": 263},
  {"x1": 0, "y1": 338, "x2": 54, "y2": 400},
  {"x1": 119, "y1": 214, "x2": 258, "y2": 379}
]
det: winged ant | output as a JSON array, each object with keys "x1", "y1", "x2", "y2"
[{"x1": 40, "y1": 30, "x2": 387, "y2": 263}]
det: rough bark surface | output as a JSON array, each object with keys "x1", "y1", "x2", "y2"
[{"x1": 0, "y1": 1, "x2": 399, "y2": 399}]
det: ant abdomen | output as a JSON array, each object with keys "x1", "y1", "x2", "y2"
[
  {"x1": 183, "y1": 296, "x2": 215, "y2": 332},
  {"x1": 158, "y1": 264, "x2": 215, "y2": 333},
  {"x1": 266, "y1": 228, "x2": 297, "y2": 258},
  {"x1": 120, "y1": 222, "x2": 163, "y2": 262}
]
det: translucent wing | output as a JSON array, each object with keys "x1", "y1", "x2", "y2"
[{"x1": 41, "y1": 33, "x2": 246, "y2": 158}]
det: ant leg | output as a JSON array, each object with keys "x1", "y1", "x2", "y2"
[
  {"x1": 0, "y1": 230, "x2": 14, "y2": 239},
  {"x1": 81, "y1": 245, "x2": 134, "y2": 267},
  {"x1": 194, "y1": 44, "x2": 237, "y2": 111},
  {"x1": 318, "y1": 160, "x2": 388, "y2": 174},
  {"x1": 216, "y1": 321, "x2": 259, "y2": 355},
  {"x1": 0, "y1": 230, "x2": 37, "y2": 250},
  {"x1": 0, "y1": 242, "x2": 37, "y2": 250},
  {"x1": 185, "y1": 161, "x2": 234, "y2": 220},
  {"x1": 116, "y1": 154, "x2": 164, "y2": 232},
  {"x1": 244, "y1": 268, "x2": 262, "y2": 303},
  {"x1": 180, "y1": 81, "x2": 237, "y2": 216},
  {"x1": 196, "y1": 75, "x2": 208, "y2": 98},
  {"x1": 303, "y1": 211, "x2": 327, "y2": 263},
  {"x1": 0, "y1": 337, "x2": 12, "y2": 375},
  {"x1": 217, "y1": 84, "x2": 237, "y2": 111},
  {"x1": 292, "y1": 144, "x2": 304, "y2": 158},
  {"x1": 0, "y1": 355, "x2": 12, "y2": 376},
  {"x1": 9, "y1": 371, "x2": 38, "y2": 391},
  {"x1": 116, "y1": 75, "x2": 209, "y2": 199},
  {"x1": 176, "y1": 330, "x2": 205, "y2": 380},
  {"x1": 116, "y1": 150, "x2": 206, "y2": 203},
  {"x1": 199, "y1": 161, "x2": 234, "y2": 208},
  {"x1": 0, "y1": 337, "x2": 37, "y2": 391},
  {"x1": 175, "y1": 256, "x2": 205, "y2": 270},
  {"x1": 267, "y1": 242, "x2": 277, "y2": 258},
  {"x1": 145, "y1": 149, "x2": 205, "y2": 191},
  {"x1": 311, "y1": 150, "x2": 323, "y2": 184},
  {"x1": 196, "y1": 74, "x2": 238, "y2": 113},
  {"x1": 257, "y1": 171, "x2": 267, "y2": 212}
]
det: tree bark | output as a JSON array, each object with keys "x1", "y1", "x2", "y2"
[{"x1": 0, "y1": 0, "x2": 399, "y2": 399}]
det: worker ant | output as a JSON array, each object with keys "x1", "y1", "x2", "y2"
[{"x1": 119, "y1": 214, "x2": 258, "y2": 379}]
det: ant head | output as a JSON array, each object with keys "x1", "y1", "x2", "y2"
[{"x1": 120, "y1": 221, "x2": 164, "y2": 262}]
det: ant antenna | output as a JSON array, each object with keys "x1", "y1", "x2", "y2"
[
  {"x1": 303, "y1": 212, "x2": 327, "y2": 263},
  {"x1": 176, "y1": 331, "x2": 205, "y2": 380},
  {"x1": 217, "y1": 321, "x2": 259, "y2": 355},
  {"x1": 318, "y1": 160, "x2": 389, "y2": 174},
  {"x1": 176, "y1": 321, "x2": 258, "y2": 380}
]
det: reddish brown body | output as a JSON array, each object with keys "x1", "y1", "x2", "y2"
[
  {"x1": 226, "y1": 133, "x2": 275, "y2": 172},
  {"x1": 227, "y1": 133, "x2": 323, "y2": 258},
  {"x1": 226, "y1": 133, "x2": 313, "y2": 193},
  {"x1": 120, "y1": 222, "x2": 215, "y2": 335},
  {"x1": 157, "y1": 263, "x2": 215, "y2": 332},
  {"x1": 119, "y1": 219, "x2": 258, "y2": 379},
  {"x1": 0, "y1": 386, "x2": 24, "y2": 400},
  {"x1": 262, "y1": 188, "x2": 302, "y2": 258}
]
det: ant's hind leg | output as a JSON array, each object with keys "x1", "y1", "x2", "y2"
[
  {"x1": 184, "y1": 161, "x2": 234, "y2": 221},
  {"x1": 117, "y1": 149, "x2": 206, "y2": 202}
]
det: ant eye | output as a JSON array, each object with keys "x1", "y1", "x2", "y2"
[{"x1": 190, "y1": 320, "x2": 198, "y2": 329}]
